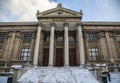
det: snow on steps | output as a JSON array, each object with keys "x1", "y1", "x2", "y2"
[{"x1": 18, "y1": 67, "x2": 99, "y2": 83}]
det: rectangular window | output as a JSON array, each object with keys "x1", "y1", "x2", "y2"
[
  {"x1": 23, "y1": 34, "x2": 32, "y2": 43},
  {"x1": 57, "y1": 36, "x2": 64, "y2": 41},
  {"x1": 116, "y1": 34, "x2": 120, "y2": 42},
  {"x1": 89, "y1": 47, "x2": 99, "y2": 60},
  {"x1": 44, "y1": 31, "x2": 50, "y2": 42},
  {"x1": 0, "y1": 48, "x2": 2, "y2": 56},
  {"x1": 44, "y1": 36, "x2": 50, "y2": 42},
  {"x1": 20, "y1": 48, "x2": 31, "y2": 61},
  {"x1": 69, "y1": 36, "x2": 75, "y2": 42},
  {"x1": 88, "y1": 33, "x2": 97, "y2": 42},
  {"x1": 0, "y1": 33, "x2": 5, "y2": 43}
]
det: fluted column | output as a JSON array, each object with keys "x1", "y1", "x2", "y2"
[
  {"x1": 49, "y1": 23, "x2": 55, "y2": 66},
  {"x1": 78, "y1": 24, "x2": 85, "y2": 65},
  {"x1": 64, "y1": 23, "x2": 69, "y2": 66},
  {"x1": 33, "y1": 24, "x2": 42, "y2": 66}
]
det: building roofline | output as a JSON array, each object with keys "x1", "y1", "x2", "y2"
[
  {"x1": 82, "y1": 21, "x2": 120, "y2": 26},
  {"x1": 0, "y1": 22, "x2": 38, "y2": 26},
  {"x1": 0, "y1": 21, "x2": 120, "y2": 26}
]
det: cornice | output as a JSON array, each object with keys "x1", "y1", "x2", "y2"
[
  {"x1": 0, "y1": 22, "x2": 38, "y2": 26},
  {"x1": 82, "y1": 22, "x2": 120, "y2": 26}
]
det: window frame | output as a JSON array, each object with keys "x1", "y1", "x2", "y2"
[
  {"x1": 23, "y1": 33, "x2": 32, "y2": 43},
  {"x1": 87, "y1": 33, "x2": 98, "y2": 43},
  {"x1": 0, "y1": 47, "x2": 2, "y2": 56},
  {"x1": 115, "y1": 33, "x2": 120, "y2": 42},
  {"x1": 56, "y1": 36, "x2": 64, "y2": 42},
  {"x1": 69, "y1": 36, "x2": 75, "y2": 42},
  {"x1": 20, "y1": 48, "x2": 31, "y2": 61},
  {"x1": 0, "y1": 33, "x2": 5, "y2": 43},
  {"x1": 89, "y1": 47, "x2": 99, "y2": 60}
]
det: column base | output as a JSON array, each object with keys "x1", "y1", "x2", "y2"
[
  {"x1": 79, "y1": 64, "x2": 86, "y2": 68},
  {"x1": 33, "y1": 65, "x2": 38, "y2": 68},
  {"x1": 64, "y1": 65, "x2": 69, "y2": 67},
  {"x1": 48, "y1": 65, "x2": 53, "y2": 67}
]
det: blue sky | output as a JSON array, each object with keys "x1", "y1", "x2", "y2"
[{"x1": 0, "y1": 0, "x2": 120, "y2": 22}]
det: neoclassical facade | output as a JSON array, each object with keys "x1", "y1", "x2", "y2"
[{"x1": 0, "y1": 4, "x2": 120, "y2": 68}]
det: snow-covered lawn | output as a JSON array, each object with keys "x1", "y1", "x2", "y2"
[
  {"x1": 18, "y1": 67, "x2": 99, "y2": 83},
  {"x1": 0, "y1": 76, "x2": 8, "y2": 83},
  {"x1": 109, "y1": 73, "x2": 120, "y2": 83}
]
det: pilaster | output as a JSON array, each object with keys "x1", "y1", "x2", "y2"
[
  {"x1": 12, "y1": 31, "x2": 21, "y2": 60},
  {"x1": 105, "y1": 31, "x2": 116, "y2": 60}
]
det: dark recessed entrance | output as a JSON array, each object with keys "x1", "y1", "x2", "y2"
[
  {"x1": 69, "y1": 48, "x2": 76, "y2": 66},
  {"x1": 55, "y1": 48, "x2": 64, "y2": 67},
  {"x1": 43, "y1": 48, "x2": 49, "y2": 66}
]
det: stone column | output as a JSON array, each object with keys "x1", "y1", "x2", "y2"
[
  {"x1": 64, "y1": 23, "x2": 69, "y2": 66},
  {"x1": 49, "y1": 23, "x2": 55, "y2": 66},
  {"x1": 77, "y1": 24, "x2": 85, "y2": 65},
  {"x1": 8, "y1": 31, "x2": 16, "y2": 59},
  {"x1": 33, "y1": 24, "x2": 42, "y2": 66}
]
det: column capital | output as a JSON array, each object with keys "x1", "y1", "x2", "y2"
[
  {"x1": 64, "y1": 22, "x2": 69, "y2": 27},
  {"x1": 50, "y1": 22, "x2": 55, "y2": 27},
  {"x1": 15, "y1": 31, "x2": 22, "y2": 38},
  {"x1": 76, "y1": 22, "x2": 82, "y2": 27},
  {"x1": 7, "y1": 31, "x2": 15, "y2": 38},
  {"x1": 38, "y1": 23, "x2": 43, "y2": 27}
]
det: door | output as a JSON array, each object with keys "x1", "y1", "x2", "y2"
[
  {"x1": 69, "y1": 48, "x2": 76, "y2": 66},
  {"x1": 43, "y1": 48, "x2": 49, "y2": 66},
  {"x1": 55, "y1": 48, "x2": 64, "y2": 67}
]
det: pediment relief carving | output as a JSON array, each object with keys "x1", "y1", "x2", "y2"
[
  {"x1": 36, "y1": 3, "x2": 82, "y2": 18},
  {"x1": 42, "y1": 10, "x2": 77, "y2": 16}
]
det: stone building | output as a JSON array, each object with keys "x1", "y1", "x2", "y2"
[{"x1": 0, "y1": 3, "x2": 120, "y2": 69}]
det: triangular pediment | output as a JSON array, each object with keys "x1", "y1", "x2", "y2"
[{"x1": 36, "y1": 3, "x2": 82, "y2": 18}]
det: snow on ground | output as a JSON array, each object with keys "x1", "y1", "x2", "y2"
[
  {"x1": 109, "y1": 73, "x2": 120, "y2": 83},
  {"x1": 0, "y1": 76, "x2": 8, "y2": 83},
  {"x1": 18, "y1": 67, "x2": 99, "y2": 83},
  {"x1": 11, "y1": 65, "x2": 22, "y2": 69}
]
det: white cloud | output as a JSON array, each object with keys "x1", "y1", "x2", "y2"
[{"x1": 0, "y1": 0, "x2": 57, "y2": 21}]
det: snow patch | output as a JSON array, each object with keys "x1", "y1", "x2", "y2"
[
  {"x1": 11, "y1": 65, "x2": 22, "y2": 69},
  {"x1": 18, "y1": 67, "x2": 99, "y2": 83},
  {"x1": 109, "y1": 73, "x2": 120, "y2": 83},
  {"x1": 0, "y1": 76, "x2": 8, "y2": 83}
]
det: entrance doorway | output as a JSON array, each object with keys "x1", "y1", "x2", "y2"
[
  {"x1": 69, "y1": 48, "x2": 76, "y2": 66},
  {"x1": 55, "y1": 48, "x2": 64, "y2": 67},
  {"x1": 43, "y1": 48, "x2": 49, "y2": 66}
]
